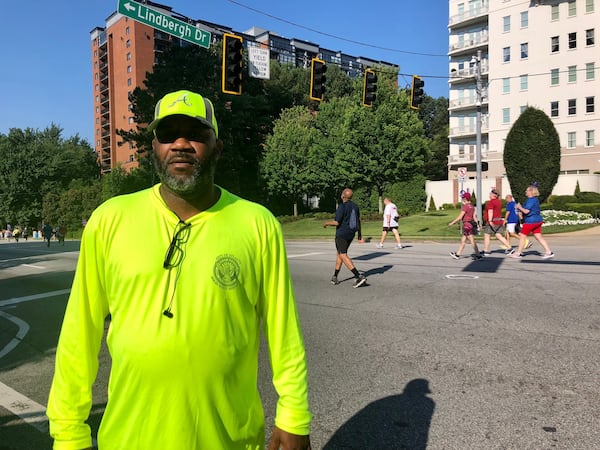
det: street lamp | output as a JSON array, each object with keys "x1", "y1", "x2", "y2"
[{"x1": 471, "y1": 50, "x2": 483, "y2": 223}]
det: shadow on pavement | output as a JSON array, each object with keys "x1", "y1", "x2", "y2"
[{"x1": 323, "y1": 378, "x2": 435, "y2": 450}]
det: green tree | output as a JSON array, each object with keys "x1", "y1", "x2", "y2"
[
  {"x1": 0, "y1": 126, "x2": 99, "y2": 227},
  {"x1": 420, "y1": 96, "x2": 450, "y2": 181},
  {"x1": 261, "y1": 106, "x2": 320, "y2": 215},
  {"x1": 341, "y1": 88, "x2": 430, "y2": 212},
  {"x1": 504, "y1": 107, "x2": 560, "y2": 203}
]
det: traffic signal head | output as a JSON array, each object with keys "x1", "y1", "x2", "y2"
[
  {"x1": 362, "y1": 68, "x2": 378, "y2": 107},
  {"x1": 410, "y1": 75, "x2": 425, "y2": 110},
  {"x1": 222, "y1": 33, "x2": 243, "y2": 95},
  {"x1": 310, "y1": 58, "x2": 327, "y2": 101}
]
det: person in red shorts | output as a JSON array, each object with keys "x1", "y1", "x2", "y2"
[{"x1": 510, "y1": 182, "x2": 554, "y2": 259}]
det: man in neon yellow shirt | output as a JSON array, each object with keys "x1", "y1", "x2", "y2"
[{"x1": 47, "y1": 90, "x2": 312, "y2": 450}]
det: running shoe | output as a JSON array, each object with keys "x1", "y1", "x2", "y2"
[
  {"x1": 353, "y1": 275, "x2": 367, "y2": 288},
  {"x1": 396, "y1": 244, "x2": 403, "y2": 249},
  {"x1": 509, "y1": 253, "x2": 523, "y2": 259},
  {"x1": 541, "y1": 252, "x2": 555, "y2": 259},
  {"x1": 376, "y1": 243, "x2": 384, "y2": 249},
  {"x1": 330, "y1": 276, "x2": 339, "y2": 285},
  {"x1": 450, "y1": 251, "x2": 460, "y2": 260},
  {"x1": 505, "y1": 248, "x2": 515, "y2": 255}
]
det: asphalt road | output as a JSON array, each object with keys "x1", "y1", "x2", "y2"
[{"x1": 1, "y1": 230, "x2": 599, "y2": 449}]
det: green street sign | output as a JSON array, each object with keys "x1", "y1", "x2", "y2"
[{"x1": 118, "y1": 0, "x2": 211, "y2": 49}]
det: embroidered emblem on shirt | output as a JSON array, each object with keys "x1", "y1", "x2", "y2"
[{"x1": 212, "y1": 254, "x2": 241, "y2": 289}]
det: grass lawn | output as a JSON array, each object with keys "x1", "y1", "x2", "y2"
[{"x1": 281, "y1": 210, "x2": 598, "y2": 241}]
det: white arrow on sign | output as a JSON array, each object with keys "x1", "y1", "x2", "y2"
[{"x1": 124, "y1": 2, "x2": 136, "y2": 12}]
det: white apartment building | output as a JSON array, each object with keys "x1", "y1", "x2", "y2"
[{"x1": 432, "y1": 0, "x2": 600, "y2": 206}]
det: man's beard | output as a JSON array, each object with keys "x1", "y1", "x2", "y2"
[{"x1": 152, "y1": 151, "x2": 218, "y2": 196}]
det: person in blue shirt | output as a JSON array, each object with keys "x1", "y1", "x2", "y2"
[
  {"x1": 509, "y1": 183, "x2": 554, "y2": 259},
  {"x1": 503, "y1": 194, "x2": 530, "y2": 250},
  {"x1": 323, "y1": 188, "x2": 367, "y2": 288}
]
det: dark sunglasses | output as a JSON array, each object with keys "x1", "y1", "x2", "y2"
[{"x1": 154, "y1": 125, "x2": 211, "y2": 144}]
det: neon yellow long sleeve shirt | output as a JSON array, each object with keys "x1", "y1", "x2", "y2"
[{"x1": 47, "y1": 185, "x2": 311, "y2": 450}]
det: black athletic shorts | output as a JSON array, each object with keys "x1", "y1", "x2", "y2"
[{"x1": 335, "y1": 236, "x2": 353, "y2": 254}]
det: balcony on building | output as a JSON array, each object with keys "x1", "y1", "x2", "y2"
[
  {"x1": 448, "y1": 95, "x2": 489, "y2": 111},
  {"x1": 449, "y1": 59, "x2": 489, "y2": 84},
  {"x1": 449, "y1": 122, "x2": 489, "y2": 138},
  {"x1": 448, "y1": 34, "x2": 488, "y2": 57},
  {"x1": 448, "y1": 4, "x2": 489, "y2": 29}
]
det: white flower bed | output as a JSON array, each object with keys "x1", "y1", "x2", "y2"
[{"x1": 541, "y1": 209, "x2": 599, "y2": 226}]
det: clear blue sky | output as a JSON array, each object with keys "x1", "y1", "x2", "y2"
[{"x1": 0, "y1": 1, "x2": 449, "y2": 145}]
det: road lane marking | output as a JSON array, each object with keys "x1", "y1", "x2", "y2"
[
  {"x1": 0, "y1": 289, "x2": 71, "y2": 308},
  {"x1": 0, "y1": 381, "x2": 48, "y2": 433},
  {"x1": 21, "y1": 264, "x2": 46, "y2": 269},
  {"x1": 288, "y1": 252, "x2": 324, "y2": 258},
  {"x1": 0, "y1": 311, "x2": 30, "y2": 359}
]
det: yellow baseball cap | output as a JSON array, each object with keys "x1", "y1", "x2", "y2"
[{"x1": 148, "y1": 90, "x2": 218, "y2": 137}]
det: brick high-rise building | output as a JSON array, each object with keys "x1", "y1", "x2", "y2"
[{"x1": 91, "y1": 2, "x2": 397, "y2": 174}]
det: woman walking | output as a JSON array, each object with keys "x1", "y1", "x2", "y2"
[
  {"x1": 510, "y1": 182, "x2": 554, "y2": 259},
  {"x1": 448, "y1": 192, "x2": 481, "y2": 260}
]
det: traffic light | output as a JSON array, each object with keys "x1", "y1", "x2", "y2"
[
  {"x1": 410, "y1": 75, "x2": 425, "y2": 110},
  {"x1": 309, "y1": 58, "x2": 327, "y2": 101},
  {"x1": 362, "y1": 68, "x2": 378, "y2": 107},
  {"x1": 222, "y1": 33, "x2": 243, "y2": 95}
]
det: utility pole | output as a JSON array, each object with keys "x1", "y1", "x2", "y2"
[{"x1": 473, "y1": 50, "x2": 483, "y2": 223}]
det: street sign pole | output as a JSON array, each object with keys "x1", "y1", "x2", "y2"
[{"x1": 117, "y1": 0, "x2": 211, "y2": 48}]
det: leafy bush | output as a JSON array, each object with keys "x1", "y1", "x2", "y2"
[
  {"x1": 504, "y1": 107, "x2": 560, "y2": 203},
  {"x1": 564, "y1": 203, "x2": 600, "y2": 216},
  {"x1": 576, "y1": 191, "x2": 600, "y2": 203},
  {"x1": 547, "y1": 195, "x2": 577, "y2": 210},
  {"x1": 428, "y1": 195, "x2": 437, "y2": 211}
]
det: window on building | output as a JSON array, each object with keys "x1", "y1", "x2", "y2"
[
  {"x1": 96, "y1": 95, "x2": 99, "y2": 103},
  {"x1": 96, "y1": 106, "x2": 99, "y2": 113},
  {"x1": 520, "y1": 74, "x2": 528, "y2": 90},
  {"x1": 568, "y1": 98, "x2": 577, "y2": 115},
  {"x1": 95, "y1": 84, "x2": 98, "y2": 91},
  {"x1": 520, "y1": 11, "x2": 528, "y2": 28},
  {"x1": 586, "y1": 96, "x2": 595, "y2": 113},
  {"x1": 586, "y1": 29, "x2": 595, "y2": 45},
  {"x1": 568, "y1": 0, "x2": 577, "y2": 16},
  {"x1": 129, "y1": 154, "x2": 135, "y2": 162},
  {"x1": 96, "y1": 118, "x2": 100, "y2": 124},
  {"x1": 503, "y1": 47, "x2": 510, "y2": 62},
  {"x1": 567, "y1": 132, "x2": 576, "y2": 148},
  {"x1": 586, "y1": 62, "x2": 596, "y2": 80},
  {"x1": 586, "y1": 130, "x2": 595, "y2": 146},
  {"x1": 127, "y1": 52, "x2": 131, "y2": 61},
  {"x1": 127, "y1": 78, "x2": 132, "y2": 87},
  {"x1": 551, "y1": 4, "x2": 559, "y2": 20},
  {"x1": 503, "y1": 16, "x2": 511, "y2": 32},
  {"x1": 520, "y1": 105, "x2": 527, "y2": 114},
  {"x1": 95, "y1": 73, "x2": 98, "y2": 80},
  {"x1": 127, "y1": 65, "x2": 132, "y2": 73},
  {"x1": 520, "y1": 43, "x2": 528, "y2": 59},
  {"x1": 97, "y1": 140, "x2": 100, "y2": 148},
  {"x1": 503, "y1": 78, "x2": 510, "y2": 93},
  {"x1": 551, "y1": 101, "x2": 559, "y2": 117},
  {"x1": 129, "y1": 117, "x2": 134, "y2": 124},
  {"x1": 126, "y1": 39, "x2": 131, "y2": 48},
  {"x1": 569, "y1": 32, "x2": 577, "y2": 49},
  {"x1": 568, "y1": 65, "x2": 577, "y2": 82},
  {"x1": 502, "y1": 108, "x2": 510, "y2": 124},
  {"x1": 94, "y1": 50, "x2": 97, "y2": 57},
  {"x1": 126, "y1": 26, "x2": 130, "y2": 35},
  {"x1": 458, "y1": 144, "x2": 465, "y2": 158},
  {"x1": 551, "y1": 68, "x2": 559, "y2": 85},
  {"x1": 551, "y1": 36, "x2": 559, "y2": 52},
  {"x1": 586, "y1": 0, "x2": 595, "y2": 13}
]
